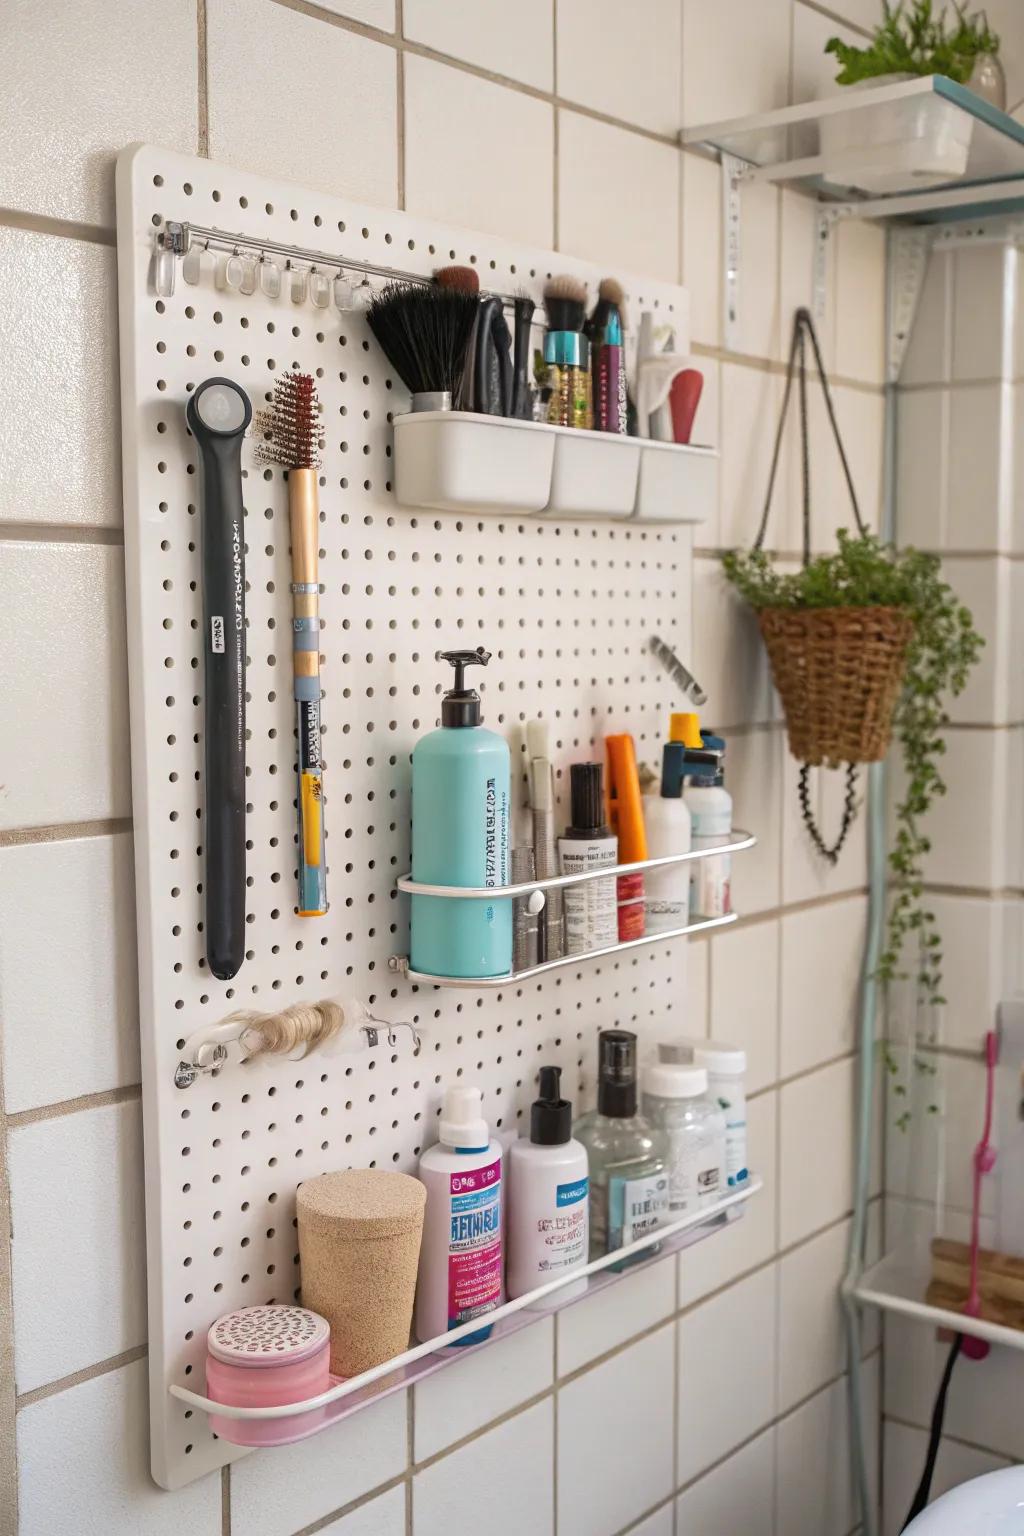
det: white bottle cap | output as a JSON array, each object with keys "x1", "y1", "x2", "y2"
[
  {"x1": 657, "y1": 1039, "x2": 697, "y2": 1065},
  {"x1": 645, "y1": 1062, "x2": 708, "y2": 1099},
  {"x1": 694, "y1": 1042, "x2": 746, "y2": 1076},
  {"x1": 439, "y1": 1085, "x2": 489, "y2": 1149}
]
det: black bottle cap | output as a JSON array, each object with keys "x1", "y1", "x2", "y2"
[
  {"x1": 531, "y1": 1065, "x2": 572, "y2": 1145},
  {"x1": 565, "y1": 762, "x2": 612, "y2": 838},
  {"x1": 597, "y1": 1028, "x2": 638, "y2": 1118},
  {"x1": 439, "y1": 647, "x2": 490, "y2": 727}
]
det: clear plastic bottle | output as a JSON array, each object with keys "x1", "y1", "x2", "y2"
[
  {"x1": 574, "y1": 1030, "x2": 668, "y2": 1264},
  {"x1": 642, "y1": 1063, "x2": 725, "y2": 1214}
]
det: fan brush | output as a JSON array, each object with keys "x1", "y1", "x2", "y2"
[
  {"x1": 366, "y1": 281, "x2": 477, "y2": 411},
  {"x1": 257, "y1": 372, "x2": 328, "y2": 918}
]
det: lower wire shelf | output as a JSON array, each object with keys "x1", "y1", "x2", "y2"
[
  {"x1": 391, "y1": 911, "x2": 739, "y2": 987},
  {"x1": 170, "y1": 1175, "x2": 762, "y2": 1443},
  {"x1": 853, "y1": 1247, "x2": 1024, "y2": 1355}
]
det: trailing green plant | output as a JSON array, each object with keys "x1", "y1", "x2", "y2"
[
  {"x1": 826, "y1": 1, "x2": 999, "y2": 86},
  {"x1": 723, "y1": 531, "x2": 983, "y2": 1126}
]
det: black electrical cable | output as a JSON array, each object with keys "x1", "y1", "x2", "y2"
[{"x1": 901, "y1": 1333, "x2": 963, "y2": 1530}]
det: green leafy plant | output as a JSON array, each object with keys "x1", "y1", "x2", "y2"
[
  {"x1": 826, "y1": 1, "x2": 999, "y2": 86},
  {"x1": 723, "y1": 532, "x2": 983, "y2": 1126}
]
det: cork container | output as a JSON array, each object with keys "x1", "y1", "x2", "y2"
[{"x1": 297, "y1": 1169, "x2": 427, "y2": 1377}]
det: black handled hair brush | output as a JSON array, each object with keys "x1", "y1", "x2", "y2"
[{"x1": 366, "y1": 282, "x2": 478, "y2": 412}]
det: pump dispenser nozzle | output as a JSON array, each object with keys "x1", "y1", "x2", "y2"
[
  {"x1": 531, "y1": 1064, "x2": 572, "y2": 1145},
  {"x1": 438, "y1": 647, "x2": 491, "y2": 727}
]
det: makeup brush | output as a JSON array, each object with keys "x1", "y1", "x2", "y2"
[
  {"x1": 367, "y1": 282, "x2": 478, "y2": 412},
  {"x1": 511, "y1": 292, "x2": 536, "y2": 420},
  {"x1": 433, "y1": 265, "x2": 480, "y2": 297},
  {"x1": 434, "y1": 266, "x2": 481, "y2": 410},
  {"x1": 586, "y1": 276, "x2": 628, "y2": 435},
  {"x1": 257, "y1": 372, "x2": 328, "y2": 918},
  {"x1": 544, "y1": 273, "x2": 588, "y2": 334}
]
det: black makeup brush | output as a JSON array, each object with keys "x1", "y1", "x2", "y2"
[
  {"x1": 366, "y1": 282, "x2": 478, "y2": 411},
  {"x1": 511, "y1": 292, "x2": 536, "y2": 420},
  {"x1": 544, "y1": 273, "x2": 588, "y2": 334}
]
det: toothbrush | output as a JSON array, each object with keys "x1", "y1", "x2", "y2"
[
  {"x1": 258, "y1": 373, "x2": 328, "y2": 917},
  {"x1": 185, "y1": 377, "x2": 253, "y2": 980}
]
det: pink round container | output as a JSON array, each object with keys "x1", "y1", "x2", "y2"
[{"x1": 205, "y1": 1305, "x2": 332, "y2": 1446}]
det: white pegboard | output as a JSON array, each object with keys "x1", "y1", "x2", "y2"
[{"x1": 115, "y1": 143, "x2": 701, "y2": 1490}]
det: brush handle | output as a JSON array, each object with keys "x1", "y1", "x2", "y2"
[
  {"x1": 511, "y1": 297, "x2": 535, "y2": 420},
  {"x1": 197, "y1": 434, "x2": 247, "y2": 981},
  {"x1": 289, "y1": 467, "x2": 328, "y2": 917}
]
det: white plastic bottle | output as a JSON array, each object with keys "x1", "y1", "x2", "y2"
[
  {"x1": 659, "y1": 1040, "x2": 748, "y2": 1190},
  {"x1": 643, "y1": 734, "x2": 692, "y2": 933},
  {"x1": 685, "y1": 756, "x2": 732, "y2": 919},
  {"x1": 641, "y1": 1062, "x2": 725, "y2": 1213},
  {"x1": 415, "y1": 1086, "x2": 504, "y2": 1345},
  {"x1": 508, "y1": 1066, "x2": 589, "y2": 1301}
]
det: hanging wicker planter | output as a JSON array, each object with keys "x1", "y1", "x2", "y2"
[
  {"x1": 758, "y1": 604, "x2": 914, "y2": 768},
  {"x1": 728, "y1": 306, "x2": 920, "y2": 862}
]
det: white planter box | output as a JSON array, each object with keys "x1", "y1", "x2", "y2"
[
  {"x1": 393, "y1": 410, "x2": 554, "y2": 513},
  {"x1": 819, "y1": 75, "x2": 974, "y2": 193},
  {"x1": 633, "y1": 439, "x2": 718, "y2": 524}
]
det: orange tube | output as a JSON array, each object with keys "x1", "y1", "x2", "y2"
[{"x1": 605, "y1": 734, "x2": 648, "y2": 941}]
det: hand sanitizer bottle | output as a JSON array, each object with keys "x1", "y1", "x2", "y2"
[{"x1": 508, "y1": 1066, "x2": 590, "y2": 1301}]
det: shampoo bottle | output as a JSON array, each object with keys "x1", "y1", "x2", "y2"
[
  {"x1": 643, "y1": 713, "x2": 696, "y2": 933},
  {"x1": 508, "y1": 1066, "x2": 590, "y2": 1301},
  {"x1": 415, "y1": 1085, "x2": 504, "y2": 1345},
  {"x1": 410, "y1": 648, "x2": 512, "y2": 978},
  {"x1": 574, "y1": 1030, "x2": 668, "y2": 1263},
  {"x1": 684, "y1": 734, "x2": 732, "y2": 919}
]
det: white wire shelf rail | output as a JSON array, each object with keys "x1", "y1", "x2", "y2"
[
  {"x1": 390, "y1": 830, "x2": 756, "y2": 987},
  {"x1": 171, "y1": 1175, "x2": 761, "y2": 1440}
]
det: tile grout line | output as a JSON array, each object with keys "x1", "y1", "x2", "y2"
[
  {"x1": 883, "y1": 1410, "x2": 1021, "y2": 1466},
  {"x1": 16, "y1": 1344, "x2": 148, "y2": 1411},
  {"x1": 0, "y1": 1048, "x2": 18, "y2": 1535},
  {"x1": 197, "y1": 0, "x2": 210, "y2": 158},
  {"x1": 0, "y1": 817, "x2": 132, "y2": 850},
  {"x1": 394, "y1": 0, "x2": 405, "y2": 213},
  {"x1": 7, "y1": 1084, "x2": 141, "y2": 1129},
  {"x1": 405, "y1": 1385, "x2": 414, "y2": 1535},
  {"x1": 551, "y1": 0, "x2": 560, "y2": 255}
]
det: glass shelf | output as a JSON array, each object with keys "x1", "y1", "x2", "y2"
[
  {"x1": 684, "y1": 76, "x2": 1024, "y2": 216},
  {"x1": 169, "y1": 1176, "x2": 762, "y2": 1443}
]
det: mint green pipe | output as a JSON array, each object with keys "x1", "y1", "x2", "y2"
[{"x1": 842, "y1": 245, "x2": 901, "y2": 1534}]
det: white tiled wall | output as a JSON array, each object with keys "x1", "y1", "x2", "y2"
[
  {"x1": 1, "y1": 2, "x2": 892, "y2": 1534},
  {"x1": 882, "y1": 203, "x2": 1024, "y2": 1513}
]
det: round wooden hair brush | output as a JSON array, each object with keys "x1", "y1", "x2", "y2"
[
  {"x1": 256, "y1": 372, "x2": 328, "y2": 918},
  {"x1": 366, "y1": 281, "x2": 478, "y2": 411}
]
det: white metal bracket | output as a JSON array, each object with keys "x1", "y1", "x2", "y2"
[
  {"x1": 721, "y1": 152, "x2": 755, "y2": 351},
  {"x1": 812, "y1": 206, "x2": 840, "y2": 327},
  {"x1": 887, "y1": 226, "x2": 934, "y2": 383}
]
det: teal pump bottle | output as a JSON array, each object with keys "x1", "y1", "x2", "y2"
[{"x1": 410, "y1": 649, "x2": 512, "y2": 978}]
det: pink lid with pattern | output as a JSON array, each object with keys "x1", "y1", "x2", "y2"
[{"x1": 207, "y1": 1305, "x2": 330, "y2": 1367}]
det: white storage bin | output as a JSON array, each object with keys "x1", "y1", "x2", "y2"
[
  {"x1": 818, "y1": 77, "x2": 974, "y2": 194},
  {"x1": 544, "y1": 425, "x2": 641, "y2": 518},
  {"x1": 633, "y1": 440, "x2": 718, "y2": 524},
  {"x1": 393, "y1": 410, "x2": 554, "y2": 514}
]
